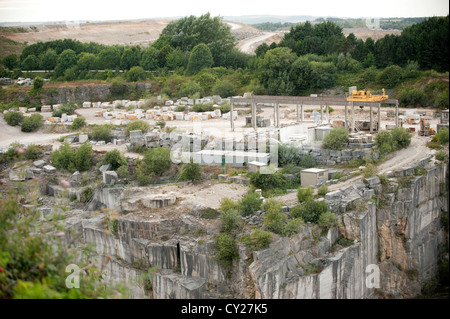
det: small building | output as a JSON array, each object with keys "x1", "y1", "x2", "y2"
[
  {"x1": 437, "y1": 109, "x2": 449, "y2": 132},
  {"x1": 300, "y1": 168, "x2": 328, "y2": 187}
]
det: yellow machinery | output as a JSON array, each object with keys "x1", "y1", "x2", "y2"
[
  {"x1": 419, "y1": 117, "x2": 435, "y2": 136},
  {"x1": 346, "y1": 88, "x2": 389, "y2": 102}
]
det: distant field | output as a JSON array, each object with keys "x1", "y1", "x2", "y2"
[{"x1": 0, "y1": 18, "x2": 404, "y2": 59}]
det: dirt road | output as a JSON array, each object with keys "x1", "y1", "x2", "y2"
[
  {"x1": 276, "y1": 134, "x2": 435, "y2": 206},
  {"x1": 238, "y1": 32, "x2": 277, "y2": 54},
  {"x1": 0, "y1": 115, "x2": 72, "y2": 148}
]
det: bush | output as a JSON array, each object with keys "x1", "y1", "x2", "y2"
[
  {"x1": 21, "y1": 114, "x2": 43, "y2": 132},
  {"x1": 249, "y1": 172, "x2": 288, "y2": 190},
  {"x1": 263, "y1": 207, "x2": 287, "y2": 234},
  {"x1": 375, "y1": 130, "x2": 394, "y2": 155},
  {"x1": 278, "y1": 144, "x2": 301, "y2": 166},
  {"x1": 283, "y1": 218, "x2": 305, "y2": 236},
  {"x1": 317, "y1": 211, "x2": 339, "y2": 230},
  {"x1": 33, "y1": 76, "x2": 44, "y2": 91},
  {"x1": 398, "y1": 86, "x2": 427, "y2": 107},
  {"x1": 391, "y1": 127, "x2": 411, "y2": 150},
  {"x1": 179, "y1": 160, "x2": 202, "y2": 182},
  {"x1": 243, "y1": 229, "x2": 272, "y2": 251},
  {"x1": 24, "y1": 144, "x2": 41, "y2": 160},
  {"x1": 74, "y1": 142, "x2": 93, "y2": 171},
  {"x1": 262, "y1": 198, "x2": 283, "y2": 212},
  {"x1": 116, "y1": 165, "x2": 130, "y2": 179},
  {"x1": 125, "y1": 120, "x2": 150, "y2": 137},
  {"x1": 220, "y1": 198, "x2": 240, "y2": 213},
  {"x1": 219, "y1": 103, "x2": 230, "y2": 114},
  {"x1": 110, "y1": 77, "x2": 128, "y2": 97},
  {"x1": 136, "y1": 163, "x2": 154, "y2": 186},
  {"x1": 322, "y1": 128, "x2": 349, "y2": 150},
  {"x1": 214, "y1": 233, "x2": 239, "y2": 268},
  {"x1": 297, "y1": 187, "x2": 314, "y2": 203},
  {"x1": 80, "y1": 187, "x2": 94, "y2": 203},
  {"x1": 291, "y1": 200, "x2": 329, "y2": 223},
  {"x1": 363, "y1": 163, "x2": 378, "y2": 178},
  {"x1": 317, "y1": 185, "x2": 328, "y2": 196},
  {"x1": 71, "y1": 117, "x2": 86, "y2": 130},
  {"x1": 376, "y1": 65, "x2": 403, "y2": 88},
  {"x1": 435, "y1": 150, "x2": 448, "y2": 162},
  {"x1": 331, "y1": 171, "x2": 345, "y2": 180},
  {"x1": 52, "y1": 101, "x2": 77, "y2": 117},
  {"x1": 239, "y1": 192, "x2": 263, "y2": 217},
  {"x1": 90, "y1": 124, "x2": 112, "y2": 142},
  {"x1": 103, "y1": 149, "x2": 127, "y2": 170},
  {"x1": 52, "y1": 142, "x2": 75, "y2": 171},
  {"x1": 4, "y1": 111, "x2": 23, "y2": 126},
  {"x1": 220, "y1": 209, "x2": 242, "y2": 234},
  {"x1": 434, "y1": 127, "x2": 449, "y2": 145},
  {"x1": 142, "y1": 147, "x2": 171, "y2": 176}
]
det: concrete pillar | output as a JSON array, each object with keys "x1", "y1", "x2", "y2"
[
  {"x1": 326, "y1": 104, "x2": 329, "y2": 123},
  {"x1": 345, "y1": 103, "x2": 348, "y2": 129},
  {"x1": 369, "y1": 104, "x2": 373, "y2": 133},
  {"x1": 395, "y1": 100, "x2": 399, "y2": 127},
  {"x1": 230, "y1": 101, "x2": 234, "y2": 131},
  {"x1": 351, "y1": 101, "x2": 355, "y2": 132},
  {"x1": 320, "y1": 104, "x2": 324, "y2": 123},
  {"x1": 252, "y1": 102, "x2": 256, "y2": 130},
  {"x1": 301, "y1": 104, "x2": 304, "y2": 122},
  {"x1": 296, "y1": 104, "x2": 300, "y2": 122},
  {"x1": 276, "y1": 103, "x2": 280, "y2": 128},
  {"x1": 378, "y1": 103, "x2": 381, "y2": 132}
]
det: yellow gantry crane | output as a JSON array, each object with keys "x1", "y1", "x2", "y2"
[{"x1": 346, "y1": 88, "x2": 389, "y2": 102}]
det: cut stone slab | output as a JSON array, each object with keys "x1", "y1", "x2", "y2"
[
  {"x1": 96, "y1": 141, "x2": 106, "y2": 146},
  {"x1": 141, "y1": 194, "x2": 176, "y2": 208},
  {"x1": 103, "y1": 171, "x2": 118, "y2": 185},
  {"x1": 43, "y1": 165, "x2": 56, "y2": 173},
  {"x1": 218, "y1": 174, "x2": 228, "y2": 181},
  {"x1": 99, "y1": 164, "x2": 110, "y2": 172},
  {"x1": 33, "y1": 160, "x2": 46, "y2": 168},
  {"x1": 9, "y1": 169, "x2": 26, "y2": 181},
  {"x1": 72, "y1": 171, "x2": 81, "y2": 182},
  {"x1": 79, "y1": 134, "x2": 88, "y2": 143}
]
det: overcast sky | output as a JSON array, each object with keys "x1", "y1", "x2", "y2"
[{"x1": 0, "y1": 0, "x2": 448, "y2": 23}]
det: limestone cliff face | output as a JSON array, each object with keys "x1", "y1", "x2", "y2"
[{"x1": 68, "y1": 159, "x2": 448, "y2": 299}]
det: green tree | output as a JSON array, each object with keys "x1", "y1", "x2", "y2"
[
  {"x1": 55, "y1": 49, "x2": 77, "y2": 76},
  {"x1": 259, "y1": 47, "x2": 297, "y2": 94},
  {"x1": 317, "y1": 211, "x2": 339, "y2": 230},
  {"x1": 2, "y1": 53, "x2": 19, "y2": 69},
  {"x1": 243, "y1": 229, "x2": 272, "y2": 251},
  {"x1": 178, "y1": 80, "x2": 203, "y2": 97},
  {"x1": 21, "y1": 114, "x2": 43, "y2": 132},
  {"x1": 77, "y1": 52, "x2": 97, "y2": 71},
  {"x1": 283, "y1": 218, "x2": 305, "y2": 236},
  {"x1": 126, "y1": 66, "x2": 146, "y2": 82},
  {"x1": 157, "y1": 44, "x2": 174, "y2": 68},
  {"x1": 142, "y1": 147, "x2": 171, "y2": 176},
  {"x1": 295, "y1": 200, "x2": 329, "y2": 223},
  {"x1": 140, "y1": 47, "x2": 159, "y2": 71},
  {"x1": 74, "y1": 142, "x2": 93, "y2": 171},
  {"x1": 90, "y1": 125, "x2": 112, "y2": 142},
  {"x1": 434, "y1": 127, "x2": 449, "y2": 145},
  {"x1": 166, "y1": 48, "x2": 187, "y2": 70},
  {"x1": 120, "y1": 47, "x2": 140, "y2": 70},
  {"x1": 212, "y1": 80, "x2": 236, "y2": 98},
  {"x1": 239, "y1": 192, "x2": 263, "y2": 217},
  {"x1": 322, "y1": 127, "x2": 349, "y2": 150},
  {"x1": 33, "y1": 76, "x2": 44, "y2": 91},
  {"x1": 21, "y1": 55, "x2": 40, "y2": 71},
  {"x1": 220, "y1": 209, "x2": 242, "y2": 234},
  {"x1": 374, "y1": 130, "x2": 394, "y2": 155},
  {"x1": 186, "y1": 43, "x2": 213, "y2": 75},
  {"x1": 161, "y1": 13, "x2": 236, "y2": 67},
  {"x1": 391, "y1": 127, "x2": 411, "y2": 150},
  {"x1": 125, "y1": 120, "x2": 150, "y2": 136},
  {"x1": 179, "y1": 160, "x2": 202, "y2": 182},
  {"x1": 214, "y1": 233, "x2": 239, "y2": 268},
  {"x1": 297, "y1": 187, "x2": 314, "y2": 203},
  {"x1": 71, "y1": 117, "x2": 86, "y2": 130},
  {"x1": 96, "y1": 47, "x2": 121, "y2": 70},
  {"x1": 41, "y1": 49, "x2": 58, "y2": 71},
  {"x1": 376, "y1": 65, "x2": 403, "y2": 88},
  {"x1": 263, "y1": 207, "x2": 287, "y2": 234},
  {"x1": 103, "y1": 149, "x2": 127, "y2": 170},
  {"x1": 4, "y1": 111, "x2": 23, "y2": 126}
]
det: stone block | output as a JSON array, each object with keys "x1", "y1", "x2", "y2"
[
  {"x1": 365, "y1": 176, "x2": 380, "y2": 187},
  {"x1": 79, "y1": 134, "x2": 89, "y2": 143},
  {"x1": 72, "y1": 171, "x2": 81, "y2": 182},
  {"x1": 141, "y1": 194, "x2": 176, "y2": 208},
  {"x1": 218, "y1": 174, "x2": 228, "y2": 181},
  {"x1": 96, "y1": 141, "x2": 106, "y2": 146},
  {"x1": 103, "y1": 171, "x2": 118, "y2": 185},
  {"x1": 363, "y1": 188, "x2": 375, "y2": 200},
  {"x1": 43, "y1": 165, "x2": 56, "y2": 173},
  {"x1": 33, "y1": 160, "x2": 46, "y2": 168},
  {"x1": 99, "y1": 164, "x2": 110, "y2": 172},
  {"x1": 9, "y1": 169, "x2": 26, "y2": 181}
]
